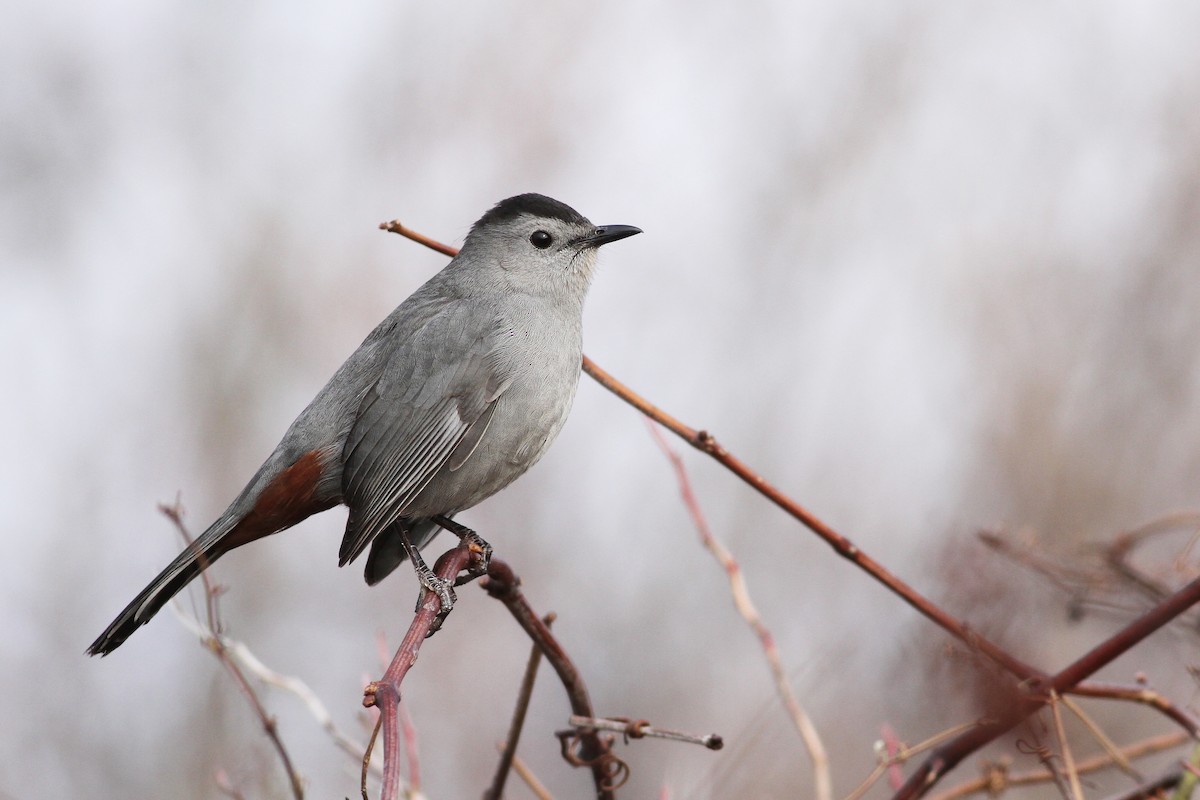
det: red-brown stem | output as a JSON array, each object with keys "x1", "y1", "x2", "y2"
[
  {"x1": 481, "y1": 559, "x2": 619, "y2": 800},
  {"x1": 893, "y1": 573, "x2": 1200, "y2": 799},
  {"x1": 363, "y1": 544, "x2": 471, "y2": 800},
  {"x1": 1068, "y1": 682, "x2": 1200, "y2": 735},
  {"x1": 583, "y1": 357, "x2": 1043, "y2": 682},
  {"x1": 485, "y1": 614, "x2": 553, "y2": 800}
]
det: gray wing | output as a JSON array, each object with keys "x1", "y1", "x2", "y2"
[{"x1": 339, "y1": 303, "x2": 511, "y2": 566}]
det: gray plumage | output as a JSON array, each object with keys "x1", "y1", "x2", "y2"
[{"x1": 88, "y1": 194, "x2": 640, "y2": 655}]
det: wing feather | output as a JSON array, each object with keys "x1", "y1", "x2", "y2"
[{"x1": 339, "y1": 305, "x2": 511, "y2": 565}]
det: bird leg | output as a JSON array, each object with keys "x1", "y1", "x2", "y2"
[
  {"x1": 431, "y1": 515, "x2": 492, "y2": 582},
  {"x1": 398, "y1": 526, "x2": 456, "y2": 633}
]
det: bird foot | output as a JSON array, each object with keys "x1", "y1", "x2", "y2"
[{"x1": 432, "y1": 515, "x2": 492, "y2": 579}]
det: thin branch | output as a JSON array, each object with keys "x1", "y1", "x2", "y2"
[
  {"x1": 645, "y1": 420, "x2": 829, "y2": 800},
  {"x1": 480, "y1": 559, "x2": 623, "y2": 799},
  {"x1": 1060, "y1": 694, "x2": 1141, "y2": 779},
  {"x1": 170, "y1": 606, "x2": 384, "y2": 782},
  {"x1": 1069, "y1": 681, "x2": 1200, "y2": 736},
  {"x1": 496, "y1": 743, "x2": 555, "y2": 800},
  {"x1": 161, "y1": 503, "x2": 305, "y2": 800},
  {"x1": 1049, "y1": 692, "x2": 1084, "y2": 800},
  {"x1": 363, "y1": 543, "x2": 473, "y2": 800},
  {"x1": 379, "y1": 219, "x2": 1042, "y2": 686},
  {"x1": 929, "y1": 731, "x2": 1190, "y2": 800},
  {"x1": 567, "y1": 716, "x2": 723, "y2": 750},
  {"x1": 485, "y1": 614, "x2": 555, "y2": 800},
  {"x1": 844, "y1": 721, "x2": 982, "y2": 800},
  {"x1": 893, "y1": 571, "x2": 1200, "y2": 800}
]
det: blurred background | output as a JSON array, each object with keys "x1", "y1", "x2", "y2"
[{"x1": 5, "y1": 2, "x2": 1200, "y2": 798}]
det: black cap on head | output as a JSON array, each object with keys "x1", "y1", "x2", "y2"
[{"x1": 473, "y1": 193, "x2": 588, "y2": 233}]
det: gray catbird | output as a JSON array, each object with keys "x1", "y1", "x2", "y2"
[{"x1": 88, "y1": 193, "x2": 640, "y2": 656}]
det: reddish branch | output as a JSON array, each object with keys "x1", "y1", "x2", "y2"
[
  {"x1": 362, "y1": 543, "x2": 472, "y2": 800},
  {"x1": 893, "y1": 572, "x2": 1200, "y2": 799},
  {"x1": 481, "y1": 559, "x2": 624, "y2": 798},
  {"x1": 485, "y1": 613, "x2": 554, "y2": 800}
]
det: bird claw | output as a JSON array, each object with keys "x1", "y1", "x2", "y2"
[
  {"x1": 464, "y1": 531, "x2": 492, "y2": 577},
  {"x1": 412, "y1": 565, "x2": 456, "y2": 637},
  {"x1": 431, "y1": 515, "x2": 492, "y2": 578}
]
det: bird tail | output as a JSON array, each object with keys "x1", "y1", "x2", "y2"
[{"x1": 86, "y1": 518, "x2": 237, "y2": 657}]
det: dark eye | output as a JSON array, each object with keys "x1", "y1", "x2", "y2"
[{"x1": 529, "y1": 230, "x2": 553, "y2": 249}]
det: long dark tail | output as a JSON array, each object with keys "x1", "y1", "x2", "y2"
[
  {"x1": 89, "y1": 445, "x2": 341, "y2": 656},
  {"x1": 86, "y1": 520, "x2": 238, "y2": 656}
]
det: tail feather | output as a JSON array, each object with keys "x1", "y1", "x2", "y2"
[
  {"x1": 88, "y1": 446, "x2": 340, "y2": 656},
  {"x1": 87, "y1": 524, "x2": 233, "y2": 657}
]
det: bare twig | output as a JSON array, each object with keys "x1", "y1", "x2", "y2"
[
  {"x1": 1108, "y1": 514, "x2": 1200, "y2": 606},
  {"x1": 1069, "y1": 681, "x2": 1200, "y2": 736},
  {"x1": 1060, "y1": 694, "x2": 1141, "y2": 779},
  {"x1": 169, "y1": 607, "x2": 384, "y2": 782},
  {"x1": 930, "y1": 731, "x2": 1190, "y2": 800},
  {"x1": 844, "y1": 721, "x2": 982, "y2": 800},
  {"x1": 161, "y1": 503, "x2": 305, "y2": 800},
  {"x1": 567, "y1": 716, "x2": 723, "y2": 750},
  {"x1": 893, "y1": 571, "x2": 1200, "y2": 799},
  {"x1": 372, "y1": 632, "x2": 423, "y2": 794},
  {"x1": 363, "y1": 543, "x2": 472, "y2": 800},
  {"x1": 645, "y1": 420, "x2": 829, "y2": 798},
  {"x1": 1049, "y1": 692, "x2": 1084, "y2": 800},
  {"x1": 480, "y1": 559, "x2": 623, "y2": 799},
  {"x1": 485, "y1": 614, "x2": 555, "y2": 800},
  {"x1": 362, "y1": 715, "x2": 382, "y2": 800},
  {"x1": 496, "y1": 743, "x2": 555, "y2": 800}
]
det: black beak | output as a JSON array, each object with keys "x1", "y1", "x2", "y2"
[{"x1": 579, "y1": 224, "x2": 642, "y2": 248}]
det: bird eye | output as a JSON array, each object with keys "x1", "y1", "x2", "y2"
[{"x1": 529, "y1": 230, "x2": 553, "y2": 249}]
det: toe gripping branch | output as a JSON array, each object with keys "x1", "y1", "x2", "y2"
[{"x1": 399, "y1": 517, "x2": 493, "y2": 636}]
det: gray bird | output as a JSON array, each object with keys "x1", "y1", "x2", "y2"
[{"x1": 88, "y1": 193, "x2": 641, "y2": 656}]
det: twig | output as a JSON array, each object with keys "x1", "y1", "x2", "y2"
[
  {"x1": 893, "y1": 571, "x2": 1200, "y2": 799},
  {"x1": 1049, "y1": 691, "x2": 1084, "y2": 800},
  {"x1": 929, "y1": 731, "x2": 1189, "y2": 800},
  {"x1": 1069, "y1": 682, "x2": 1200, "y2": 736},
  {"x1": 1060, "y1": 693, "x2": 1141, "y2": 779},
  {"x1": 645, "y1": 420, "x2": 829, "y2": 799},
  {"x1": 844, "y1": 721, "x2": 982, "y2": 800},
  {"x1": 485, "y1": 614, "x2": 555, "y2": 800},
  {"x1": 169, "y1": 606, "x2": 384, "y2": 782},
  {"x1": 567, "y1": 716, "x2": 723, "y2": 750},
  {"x1": 362, "y1": 715, "x2": 382, "y2": 800},
  {"x1": 373, "y1": 631, "x2": 422, "y2": 793},
  {"x1": 160, "y1": 503, "x2": 305, "y2": 800},
  {"x1": 363, "y1": 543, "x2": 473, "y2": 800},
  {"x1": 480, "y1": 559, "x2": 623, "y2": 799},
  {"x1": 378, "y1": 219, "x2": 1043, "y2": 686},
  {"x1": 496, "y1": 743, "x2": 555, "y2": 800}
]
